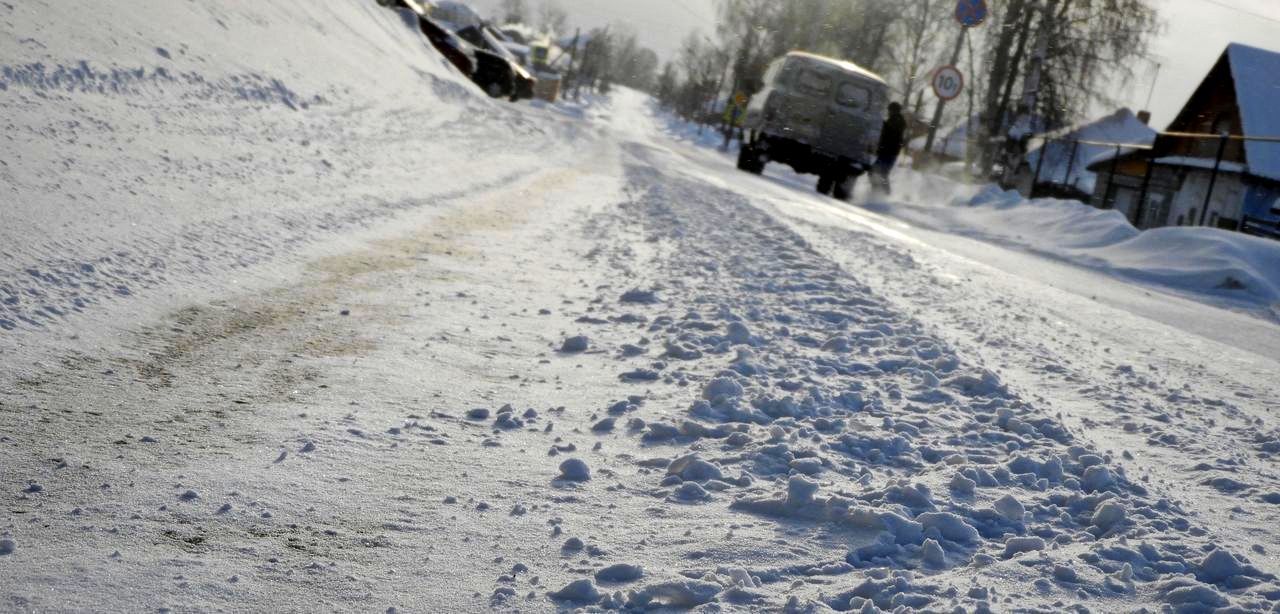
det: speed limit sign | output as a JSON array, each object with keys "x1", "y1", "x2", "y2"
[{"x1": 932, "y1": 66, "x2": 964, "y2": 101}]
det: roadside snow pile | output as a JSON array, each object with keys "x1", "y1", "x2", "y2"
[
  {"x1": 875, "y1": 178, "x2": 1280, "y2": 311},
  {"x1": 963, "y1": 185, "x2": 1141, "y2": 249},
  {"x1": 964, "y1": 186, "x2": 1280, "y2": 306},
  {"x1": 1087, "y1": 225, "x2": 1280, "y2": 302},
  {"x1": 0, "y1": 0, "x2": 554, "y2": 341}
]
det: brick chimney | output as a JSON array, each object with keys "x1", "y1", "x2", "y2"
[{"x1": 1137, "y1": 110, "x2": 1152, "y2": 125}]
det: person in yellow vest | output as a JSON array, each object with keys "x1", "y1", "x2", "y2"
[{"x1": 721, "y1": 93, "x2": 748, "y2": 151}]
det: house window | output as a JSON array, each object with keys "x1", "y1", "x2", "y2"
[
  {"x1": 1188, "y1": 208, "x2": 1198, "y2": 225},
  {"x1": 1142, "y1": 193, "x2": 1171, "y2": 229},
  {"x1": 1176, "y1": 215, "x2": 1185, "y2": 226}
]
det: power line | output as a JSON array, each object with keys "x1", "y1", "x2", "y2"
[
  {"x1": 668, "y1": 0, "x2": 712, "y2": 24},
  {"x1": 1188, "y1": 0, "x2": 1280, "y2": 24}
]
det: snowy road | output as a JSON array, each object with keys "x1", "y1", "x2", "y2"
[{"x1": 3, "y1": 3, "x2": 1279, "y2": 611}]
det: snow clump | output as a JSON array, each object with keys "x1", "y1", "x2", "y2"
[
  {"x1": 558, "y1": 458, "x2": 591, "y2": 482},
  {"x1": 560, "y1": 335, "x2": 589, "y2": 353}
]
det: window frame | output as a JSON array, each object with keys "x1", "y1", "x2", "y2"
[
  {"x1": 794, "y1": 68, "x2": 833, "y2": 97},
  {"x1": 836, "y1": 81, "x2": 872, "y2": 109}
]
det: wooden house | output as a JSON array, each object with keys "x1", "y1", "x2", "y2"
[{"x1": 1086, "y1": 43, "x2": 1280, "y2": 236}]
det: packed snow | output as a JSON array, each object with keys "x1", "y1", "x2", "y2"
[{"x1": 2, "y1": 1, "x2": 1279, "y2": 613}]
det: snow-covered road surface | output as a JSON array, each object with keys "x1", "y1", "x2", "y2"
[{"x1": 3, "y1": 3, "x2": 1279, "y2": 612}]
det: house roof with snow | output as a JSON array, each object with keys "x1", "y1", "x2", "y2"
[
  {"x1": 1027, "y1": 108, "x2": 1157, "y2": 193},
  {"x1": 1227, "y1": 43, "x2": 1280, "y2": 182},
  {"x1": 1154, "y1": 43, "x2": 1280, "y2": 183},
  {"x1": 785, "y1": 51, "x2": 888, "y2": 86}
]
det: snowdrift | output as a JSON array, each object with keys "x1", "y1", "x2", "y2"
[
  {"x1": 0, "y1": 0, "x2": 551, "y2": 336},
  {"x1": 962, "y1": 186, "x2": 1280, "y2": 308}
]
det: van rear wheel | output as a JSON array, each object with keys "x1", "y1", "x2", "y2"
[
  {"x1": 737, "y1": 144, "x2": 765, "y2": 175},
  {"x1": 816, "y1": 173, "x2": 835, "y2": 196},
  {"x1": 832, "y1": 173, "x2": 857, "y2": 201}
]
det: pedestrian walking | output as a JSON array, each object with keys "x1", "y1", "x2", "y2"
[{"x1": 872, "y1": 102, "x2": 907, "y2": 195}]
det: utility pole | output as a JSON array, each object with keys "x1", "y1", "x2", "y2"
[{"x1": 564, "y1": 28, "x2": 581, "y2": 95}]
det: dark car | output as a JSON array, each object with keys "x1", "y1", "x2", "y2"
[
  {"x1": 376, "y1": 0, "x2": 522, "y2": 100},
  {"x1": 455, "y1": 24, "x2": 536, "y2": 100}
]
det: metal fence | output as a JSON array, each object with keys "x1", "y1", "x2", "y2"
[{"x1": 1016, "y1": 131, "x2": 1280, "y2": 236}]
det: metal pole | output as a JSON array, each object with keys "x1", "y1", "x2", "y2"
[
  {"x1": 1199, "y1": 134, "x2": 1229, "y2": 226},
  {"x1": 922, "y1": 29, "x2": 968, "y2": 160},
  {"x1": 1104, "y1": 144, "x2": 1121, "y2": 209},
  {"x1": 1031, "y1": 138, "x2": 1048, "y2": 197},
  {"x1": 1062, "y1": 140, "x2": 1080, "y2": 187},
  {"x1": 1134, "y1": 151, "x2": 1156, "y2": 227}
]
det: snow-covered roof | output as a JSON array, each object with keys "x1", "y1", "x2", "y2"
[
  {"x1": 786, "y1": 51, "x2": 887, "y2": 86},
  {"x1": 431, "y1": 1, "x2": 483, "y2": 29},
  {"x1": 1226, "y1": 43, "x2": 1280, "y2": 183},
  {"x1": 1152, "y1": 156, "x2": 1248, "y2": 174},
  {"x1": 500, "y1": 23, "x2": 542, "y2": 45},
  {"x1": 1027, "y1": 108, "x2": 1156, "y2": 193}
]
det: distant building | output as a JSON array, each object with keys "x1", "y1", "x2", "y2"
[
  {"x1": 1086, "y1": 43, "x2": 1280, "y2": 235},
  {"x1": 1012, "y1": 108, "x2": 1156, "y2": 203}
]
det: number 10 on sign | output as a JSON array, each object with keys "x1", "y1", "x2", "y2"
[{"x1": 932, "y1": 66, "x2": 964, "y2": 101}]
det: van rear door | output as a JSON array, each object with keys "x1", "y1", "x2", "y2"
[
  {"x1": 779, "y1": 62, "x2": 833, "y2": 145},
  {"x1": 819, "y1": 77, "x2": 880, "y2": 162}
]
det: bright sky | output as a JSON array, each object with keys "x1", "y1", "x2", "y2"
[
  {"x1": 465, "y1": 0, "x2": 1280, "y2": 129},
  {"x1": 1139, "y1": 0, "x2": 1280, "y2": 127}
]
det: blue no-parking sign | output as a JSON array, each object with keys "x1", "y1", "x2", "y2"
[{"x1": 955, "y1": 0, "x2": 989, "y2": 27}]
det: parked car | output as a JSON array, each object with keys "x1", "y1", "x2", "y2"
[
  {"x1": 454, "y1": 23, "x2": 536, "y2": 100},
  {"x1": 376, "y1": 0, "x2": 523, "y2": 101},
  {"x1": 430, "y1": 1, "x2": 484, "y2": 31},
  {"x1": 738, "y1": 52, "x2": 890, "y2": 201}
]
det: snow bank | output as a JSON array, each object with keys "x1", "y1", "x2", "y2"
[
  {"x1": 963, "y1": 186, "x2": 1280, "y2": 307},
  {"x1": 879, "y1": 178, "x2": 1280, "y2": 312},
  {"x1": 0, "y1": 0, "x2": 548, "y2": 345}
]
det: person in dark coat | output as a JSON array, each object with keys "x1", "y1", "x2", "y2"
[{"x1": 872, "y1": 102, "x2": 907, "y2": 194}]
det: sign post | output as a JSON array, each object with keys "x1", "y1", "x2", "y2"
[{"x1": 921, "y1": 0, "x2": 987, "y2": 160}]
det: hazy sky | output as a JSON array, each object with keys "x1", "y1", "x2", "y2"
[
  {"x1": 1140, "y1": 0, "x2": 1280, "y2": 126},
  {"x1": 467, "y1": 0, "x2": 1280, "y2": 128}
]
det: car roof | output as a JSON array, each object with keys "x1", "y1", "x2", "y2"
[{"x1": 784, "y1": 51, "x2": 887, "y2": 86}]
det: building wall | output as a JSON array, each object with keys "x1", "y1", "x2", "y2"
[
  {"x1": 1088, "y1": 161, "x2": 1177, "y2": 229},
  {"x1": 1161, "y1": 56, "x2": 1247, "y2": 163},
  {"x1": 1165, "y1": 169, "x2": 1246, "y2": 229}
]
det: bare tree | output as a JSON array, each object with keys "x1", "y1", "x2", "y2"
[
  {"x1": 537, "y1": 0, "x2": 569, "y2": 37},
  {"x1": 498, "y1": 0, "x2": 528, "y2": 24},
  {"x1": 977, "y1": 0, "x2": 1161, "y2": 173},
  {"x1": 611, "y1": 28, "x2": 661, "y2": 92},
  {"x1": 885, "y1": 0, "x2": 949, "y2": 106}
]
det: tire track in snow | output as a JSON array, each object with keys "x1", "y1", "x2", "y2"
[{"x1": 532, "y1": 144, "x2": 1279, "y2": 611}]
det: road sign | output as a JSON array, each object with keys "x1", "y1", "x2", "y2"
[
  {"x1": 955, "y1": 0, "x2": 988, "y2": 27},
  {"x1": 932, "y1": 66, "x2": 964, "y2": 101}
]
